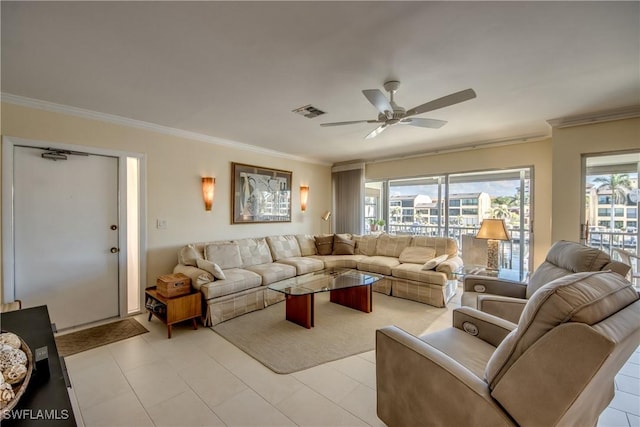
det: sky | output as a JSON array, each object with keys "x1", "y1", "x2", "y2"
[
  {"x1": 390, "y1": 180, "x2": 522, "y2": 198},
  {"x1": 389, "y1": 173, "x2": 638, "y2": 199}
]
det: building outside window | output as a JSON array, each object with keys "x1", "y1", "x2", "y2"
[{"x1": 372, "y1": 168, "x2": 532, "y2": 274}]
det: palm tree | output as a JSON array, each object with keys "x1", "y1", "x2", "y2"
[
  {"x1": 594, "y1": 174, "x2": 632, "y2": 231},
  {"x1": 489, "y1": 205, "x2": 512, "y2": 220}
]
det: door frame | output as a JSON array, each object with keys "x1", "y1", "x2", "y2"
[{"x1": 2, "y1": 136, "x2": 147, "y2": 318}]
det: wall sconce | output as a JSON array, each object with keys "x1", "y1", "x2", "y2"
[
  {"x1": 202, "y1": 177, "x2": 215, "y2": 211},
  {"x1": 476, "y1": 218, "x2": 511, "y2": 270},
  {"x1": 300, "y1": 185, "x2": 309, "y2": 212}
]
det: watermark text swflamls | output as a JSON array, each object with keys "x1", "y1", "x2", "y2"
[{"x1": 2, "y1": 409, "x2": 70, "y2": 420}]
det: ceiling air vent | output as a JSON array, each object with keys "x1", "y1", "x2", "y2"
[{"x1": 292, "y1": 105, "x2": 326, "y2": 119}]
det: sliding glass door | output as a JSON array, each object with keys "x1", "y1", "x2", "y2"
[{"x1": 369, "y1": 167, "x2": 533, "y2": 275}]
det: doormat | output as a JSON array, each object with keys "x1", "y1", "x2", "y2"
[{"x1": 55, "y1": 318, "x2": 148, "y2": 357}]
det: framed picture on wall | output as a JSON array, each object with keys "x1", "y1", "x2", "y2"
[{"x1": 231, "y1": 162, "x2": 292, "y2": 224}]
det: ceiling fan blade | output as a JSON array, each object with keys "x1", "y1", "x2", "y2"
[
  {"x1": 362, "y1": 89, "x2": 393, "y2": 118},
  {"x1": 320, "y1": 120, "x2": 377, "y2": 127},
  {"x1": 364, "y1": 124, "x2": 388, "y2": 140},
  {"x1": 405, "y1": 88, "x2": 477, "y2": 117},
  {"x1": 399, "y1": 117, "x2": 447, "y2": 129}
]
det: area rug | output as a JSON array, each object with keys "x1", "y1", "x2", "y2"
[
  {"x1": 55, "y1": 318, "x2": 148, "y2": 357},
  {"x1": 211, "y1": 292, "x2": 445, "y2": 374}
]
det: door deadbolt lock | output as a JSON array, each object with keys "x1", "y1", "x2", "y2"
[
  {"x1": 110, "y1": 247, "x2": 119, "y2": 253},
  {"x1": 110, "y1": 225, "x2": 118, "y2": 230}
]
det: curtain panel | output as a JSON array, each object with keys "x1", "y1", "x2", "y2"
[{"x1": 332, "y1": 164, "x2": 364, "y2": 234}]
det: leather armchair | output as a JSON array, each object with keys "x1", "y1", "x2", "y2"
[
  {"x1": 461, "y1": 240, "x2": 630, "y2": 323},
  {"x1": 376, "y1": 271, "x2": 640, "y2": 427}
]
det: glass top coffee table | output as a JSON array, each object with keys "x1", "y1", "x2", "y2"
[{"x1": 267, "y1": 268, "x2": 382, "y2": 329}]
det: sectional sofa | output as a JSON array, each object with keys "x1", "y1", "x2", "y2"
[{"x1": 173, "y1": 233, "x2": 463, "y2": 326}]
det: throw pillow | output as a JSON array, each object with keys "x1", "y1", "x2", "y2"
[
  {"x1": 196, "y1": 272, "x2": 214, "y2": 286},
  {"x1": 178, "y1": 244, "x2": 203, "y2": 266},
  {"x1": 295, "y1": 234, "x2": 317, "y2": 256},
  {"x1": 204, "y1": 243, "x2": 243, "y2": 270},
  {"x1": 315, "y1": 235, "x2": 334, "y2": 255},
  {"x1": 422, "y1": 254, "x2": 449, "y2": 271},
  {"x1": 196, "y1": 258, "x2": 227, "y2": 280},
  {"x1": 332, "y1": 234, "x2": 355, "y2": 255},
  {"x1": 399, "y1": 246, "x2": 437, "y2": 264}
]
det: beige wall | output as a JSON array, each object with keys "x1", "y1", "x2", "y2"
[
  {"x1": 1, "y1": 103, "x2": 332, "y2": 284},
  {"x1": 365, "y1": 140, "x2": 553, "y2": 269},
  {"x1": 551, "y1": 117, "x2": 640, "y2": 243},
  {"x1": 2, "y1": 101, "x2": 635, "y2": 291}
]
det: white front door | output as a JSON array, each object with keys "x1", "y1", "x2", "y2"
[{"x1": 13, "y1": 145, "x2": 120, "y2": 329}]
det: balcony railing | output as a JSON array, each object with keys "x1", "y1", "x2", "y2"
[{"x1": 586, "y1": 230, "x2": 638, "y2": 255}]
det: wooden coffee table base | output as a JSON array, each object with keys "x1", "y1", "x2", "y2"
[
  {"x1": 284, "y1": 285, "x2": 372, "y2": 329},
  {"x1": 286, "y1": 294, "x2": 314, "y2": 329}
]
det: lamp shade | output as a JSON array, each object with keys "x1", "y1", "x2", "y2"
[
  {"x1": 321, "y1": 210, "x2": 331, "y2": 221},
  {"x1": 300, "y1": 185, "x2": 309, "y2": 212},
  {"x1": 476, "y1": 218, "x2": 510, "y2": 241},
  {"x1": 202, "y1": 177, "x2": 215, "y2": 211}
]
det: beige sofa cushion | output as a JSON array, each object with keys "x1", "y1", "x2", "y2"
[
  {"x1": 198, "y1": 268, "x2": 262, "y2": 300},
  {"x1": 234, "y1": 238, "x2": 273, "y2": 267},
  {"x1": 376, "y1": 234, "x2": 412, "y2": 257},
  {"x1": 266, "y1": 235, "x2": 302, "y2": 260},
  {"x1": 295, "y1": 234, "x2": 317, "y2": 256},
  {"x1": 205, "y1": 243, "x2": 243, "y2": 270},
  {"x1": 178, "y1": 244, "x2": 203, "y2": 266},
  {"x1": 245, "y1": 263, "x2": 296, "y2": 286},
  {"x1": 411, "y1": 236, "x2": 458, "y2": 257},
  {"x1": 353, "y1": 235, "x2": 379, "y2": 256},
  {"x1": 399, "y1": 246, "x2": 436, "y2": 264},
  {"x1": 485, "y1": 270, "x2": 638, "y2": 388},
  {"x1": 391, "y1": 263, "x2": 447, "y2": 286},
  {"x1": 311, "y1": 254, "x2": 365, "y2": 269},
  {"x1": 275, "y1": 257, "x2": 325, "y2": 275},
  {"x1": 357, "y1": 256, "x2": 401, "y2": 276}
]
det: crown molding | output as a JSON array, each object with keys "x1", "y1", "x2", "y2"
[
  {"x1": 547, "y1": 105, "x2": 640, "y2": 128},
  {"x1": 1, "y1": 93, "x2": 331, "y2": 166},
  {"x1": 365, "y1": 133, "x2": 550, "y2": 165}
]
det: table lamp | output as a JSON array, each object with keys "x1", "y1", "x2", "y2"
[{"x1": 476, "y1": 218, "x2": 510, "y2": 270}]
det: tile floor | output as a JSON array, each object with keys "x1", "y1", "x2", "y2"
[{"x1": 63, "y1": 290, "x2": 640, "y2": 427}]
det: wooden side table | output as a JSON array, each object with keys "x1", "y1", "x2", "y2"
[{"x1": 145, "y1": 287, "x2": 202, "y2": 338}]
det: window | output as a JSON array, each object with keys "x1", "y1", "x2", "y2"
[
  {"x1": 583, "y1": 151, "x2": 639, "y2": 257},
  {"x1": 377, "y1": 167, "x2": 532, "y2": 274},
  {"x1": 598, "y1": 195, "x2": 611, "y2": 204}
]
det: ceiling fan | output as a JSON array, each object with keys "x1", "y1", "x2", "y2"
[{"x1": 320, "y1": 81, "x2": 476, "y2": 139}]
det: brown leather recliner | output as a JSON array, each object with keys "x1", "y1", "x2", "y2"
[
  {"x1": 376, "y1": 270, "x2": 639, "y2": 427},
  {"x1": 461, "y1": 240, "x2": 631, "y2": 323}
]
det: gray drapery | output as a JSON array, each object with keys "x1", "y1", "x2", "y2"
[{"x1": 332, "y1": 163, "x2": 364, "y2": 234}]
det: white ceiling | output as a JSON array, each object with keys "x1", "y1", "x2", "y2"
[{"x1": 2, "y1": 1, "x2": 639, "y2": 164}]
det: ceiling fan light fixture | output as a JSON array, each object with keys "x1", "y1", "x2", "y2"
[{"x1": 321, "y1": 80, "x2": 476, "y2": 139}]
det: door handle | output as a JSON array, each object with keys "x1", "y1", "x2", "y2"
[{"x1": 110, "y1": 247, "x2": 119, "y2": 253}]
